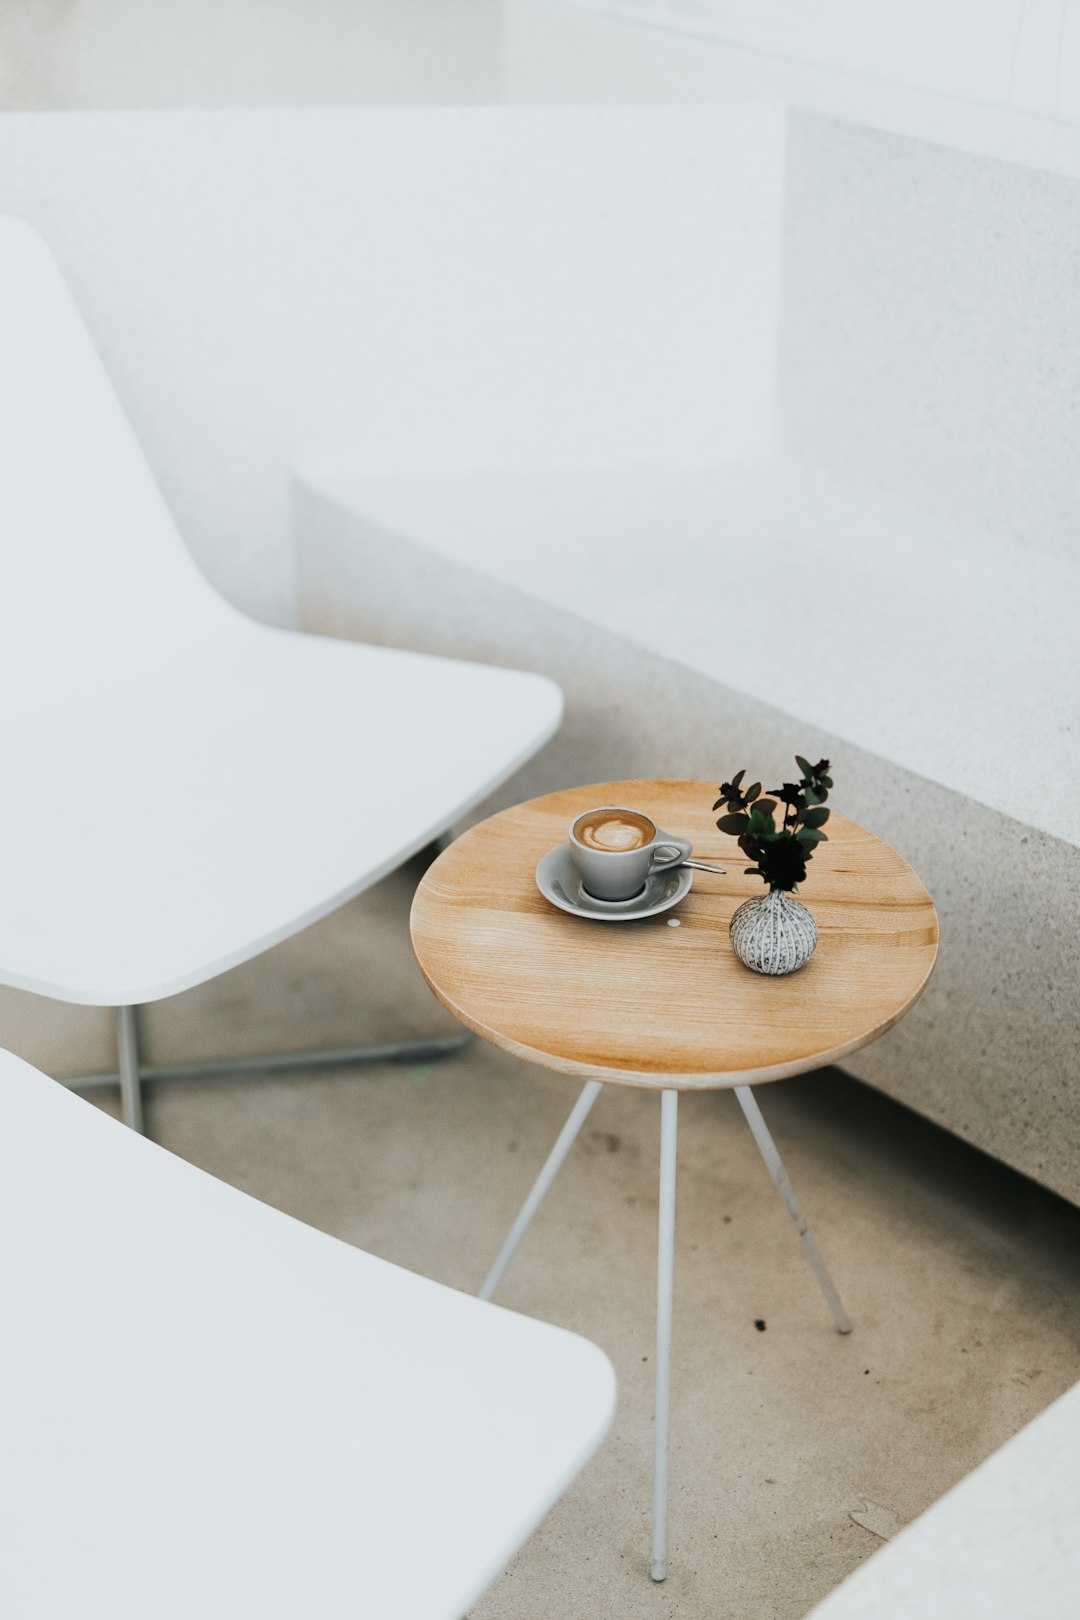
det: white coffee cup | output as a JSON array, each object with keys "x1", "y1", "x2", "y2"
[{"x1": 568, "y1": 807, "x2": 692, "y2": 902}]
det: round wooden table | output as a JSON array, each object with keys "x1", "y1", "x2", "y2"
[{"x1": 411, "y1": 780, "x2": 938, "y2": 1580}]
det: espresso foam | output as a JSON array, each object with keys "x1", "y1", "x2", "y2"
[{"x1": 576, "y1": 811, "x2": 654, "y2": 852}]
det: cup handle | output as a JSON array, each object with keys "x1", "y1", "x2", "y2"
[{"x1": 649, "y1": 834, "x2": 692, "y2": 873}]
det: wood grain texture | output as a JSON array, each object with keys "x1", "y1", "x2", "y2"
[{"x1": 410, "y1": 781, "x2": 939, "y2": 1091}]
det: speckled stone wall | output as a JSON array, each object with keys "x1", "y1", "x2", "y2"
[
  {"x1": 778, "y1": 111, "x2": 1080, "y2": 571},
  {"x1": 296, "y1": 480, "x2": 1080, "y2": 1206}
]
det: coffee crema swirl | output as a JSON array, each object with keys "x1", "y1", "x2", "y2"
[{"x1": 574, "y1": 810, "x2": 654, "y2": 852}]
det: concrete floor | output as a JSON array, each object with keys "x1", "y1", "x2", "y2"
[{"x1": 76, "y1": 855, "x2": 1080, "y2": 1620}]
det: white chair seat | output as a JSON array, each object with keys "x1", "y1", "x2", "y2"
[
  {"x1": 0, "y1": 615, "x2": 558, "y2": 1004},
  {"x1": 0, "y1": 1048, "x2": 615, "y2": 1618}
]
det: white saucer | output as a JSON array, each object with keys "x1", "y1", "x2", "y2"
[{"x1": 535, "y1": 843, "x2": 693, "y2": 922}]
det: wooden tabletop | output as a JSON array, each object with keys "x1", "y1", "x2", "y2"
[{"x1": 410, "y1": 781, "x2": 939, "y2": 1091}]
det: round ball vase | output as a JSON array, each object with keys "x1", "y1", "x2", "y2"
[{"x1": 729, "y1": 888, "x2": 817, "y2": 976}]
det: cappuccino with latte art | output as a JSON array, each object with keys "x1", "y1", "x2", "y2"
[
  {"x1": 568, "y1": 805, "x2": 692, "y2": 901},
  {"x1": 574, "y1": 810, "x2": 655, "y2": 853}
]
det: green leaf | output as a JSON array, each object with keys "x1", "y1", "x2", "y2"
[
  {"x1": 712, "y1": 798, "x2": 726, "y2": 811},
  {"x1": 796, "y1": 827, "x2": 827, "y2": 845},
  {"x1": 732, "y1": 769, "x2": 746, "y2": 788},
  {"x1": 803, "y1": 785, "x2": 822, "y2": 805},
  {"x1": 795, "y1": 755, "x2": 813, "y2": 779},
  {"x1": 745, "y1": 782, "x2": 761, "y2": 803},
  {"x1": 717, "y1": 813, "x2": 750, "y2": 835},
  {"x1": 803, "y1": 806, "x2": 830, "y2": 828}
]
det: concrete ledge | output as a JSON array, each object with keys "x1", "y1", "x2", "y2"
[
  {"x1": 807, "y1": 1377, "x2": 1080, "y2": 1618},
  {"x1": 295, "y1": 472, "x2": 1080, "y2": 1206},
  {"x1": 297, "y1": 462, "x2": 1080, "y2": 847}
]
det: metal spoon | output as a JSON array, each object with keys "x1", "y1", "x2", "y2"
[{"x1": 681, "y1": 859, "x2": 726, "y2": 874}]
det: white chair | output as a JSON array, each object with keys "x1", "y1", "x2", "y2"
[
  {"x1": 0, "y1": 215, "x2": 562, "y2": 1131},
  {"x1": 0, "y1": 1046, "x2": 615, "y2": 1618}
]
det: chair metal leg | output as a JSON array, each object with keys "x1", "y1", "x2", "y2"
[
  {"x1": 734, "y1": 1084, "x2": 851, "y2": 1334},
  {"x1": 116, "y1": 1005, "x2": 144, "y2": 1135},
  {"x1": 651, "y1": 1088, "x2": 679, "y2": 1582},
  {"x1": 63, "y1": 1031, "x2": 473, "y2": 1094},
  {"x1": 66, "y1": 837, "x2": 471, "y2": 1107},
  {"x1": 479, "y1": 1080, "x2": 604, "y2": 1302}
]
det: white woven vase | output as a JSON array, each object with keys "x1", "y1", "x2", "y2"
[{"x1": 729, "y1": 888, "x2": 817, "y2": 976}]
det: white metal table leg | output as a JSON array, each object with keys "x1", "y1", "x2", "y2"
[
  {"x1": 480, "y1": 1080, "x2": 604, "y2": 1302},
  {"x1": 734, "y1": 1085, "x2": 851, "y2": 1334},
  {"x1": 116, "y1": 1005, "x2": 144, "y2": 1136},
  {"x1": 652, "y1": 1087, "x2": 679, "y2": 1582}
]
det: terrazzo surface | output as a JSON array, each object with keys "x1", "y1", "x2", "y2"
[{"x1": 299, "y1": 462, "x2": 1080, "y2": 850}]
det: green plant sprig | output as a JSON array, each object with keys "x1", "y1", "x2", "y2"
[{"x1": 712, "y1": 756, "x2": 834, "y2": 892}]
